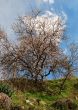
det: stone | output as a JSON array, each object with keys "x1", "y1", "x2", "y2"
[{"x1": 0, "y1": 92, "x2": 12, "y2": 110}]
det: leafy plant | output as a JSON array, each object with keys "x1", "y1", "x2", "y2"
[{"x1": 0, "y1": 83, "x2": 13, "y2": 97}]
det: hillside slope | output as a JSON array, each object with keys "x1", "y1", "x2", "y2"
[{"x1": 0, "y1": 78, "x2": 78, "y2": 110}]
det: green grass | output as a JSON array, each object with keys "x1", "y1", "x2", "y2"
[{"x1": 1, "y1": 77, "x2": 78, "y2": 110}]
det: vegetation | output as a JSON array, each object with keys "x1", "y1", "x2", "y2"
[
  {"x1": 0, "y1": 83, "x2": 13, "y2": 97},
  {"x1": 0, "y1": 7, "x2": 78, "y2": 110},
  {"x1": 0, "y1": 15, "x2": 67, "y2": 82},
  {"x1": 0, "y1": 11, "x2": 75, "y2": 89},
  {"x1": 0, "y1": 78, "x2": 78, "y2": 110}
]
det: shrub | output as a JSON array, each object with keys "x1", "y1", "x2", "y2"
[
  {"x1": 11, "y1": 106, "x2": 23, "y2": 110},
  {"x1": 0, "y1": 83, "x2": 13, "y2": 97},
  {"x1": 74, "y1": 83, "x2": 78, "y2": 90},
  {"x1": 52, "y1": 99, "x2": 78, "y2": 110}
]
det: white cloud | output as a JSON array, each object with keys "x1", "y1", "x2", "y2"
[
  {"x1": 36, "y1": 0, "x2": 54, "y2": 5},
  {"x1": 42, "y1": 10, "x2": 57, "y2": 17},
  {"x1": 61, "y1": 11, "x2": 68, "y2": 21},
  {"x1": 43, "y1": 0, "x2": 54, "y2": 4}
]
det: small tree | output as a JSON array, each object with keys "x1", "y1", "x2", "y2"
[
  {"x1": 59, "y1": 43, "x2": 78, "y2": 93},
  {"x1": 0, "y1": 28, "x2": 19, "y2": 79}
]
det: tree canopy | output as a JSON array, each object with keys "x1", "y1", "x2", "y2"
[{"x1": 0, "y1": 12, "x2": 75, "y2": 83}]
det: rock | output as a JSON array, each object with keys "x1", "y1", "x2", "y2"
[
  {"x1": 40, "y1": 100, "x2": 46, "y2": 105},
  {"x1": 0, "y1": 92, "x2": 12, "y2": 110},
  {"x1": 26, "y1": 99, "x2": 33, "y2": 106},
  {"x1": 21, "y1": 106, "x2": 24, "y2": 109},
  {"x1": 75, "y1": 96, "x2": 78, "y2": 100}
]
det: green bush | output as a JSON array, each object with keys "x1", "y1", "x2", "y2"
[
  {"x1": 74, "y1": 83, "x2": 78, "y2": 90},
  {"x1": 0, "y1": 83, "x2": 13, "y2": 97}
]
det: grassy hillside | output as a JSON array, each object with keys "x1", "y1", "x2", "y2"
[{"x1": 1, "y1": 77, "x2": 78, "y2": 110}]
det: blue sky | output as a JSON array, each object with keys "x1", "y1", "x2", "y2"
[
  {"x1": 53, "y1": 0, "x2": 78, "y2": 43},
  {"x1": 0, "y1": 0, "x2": 78, "y2": 43}
]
